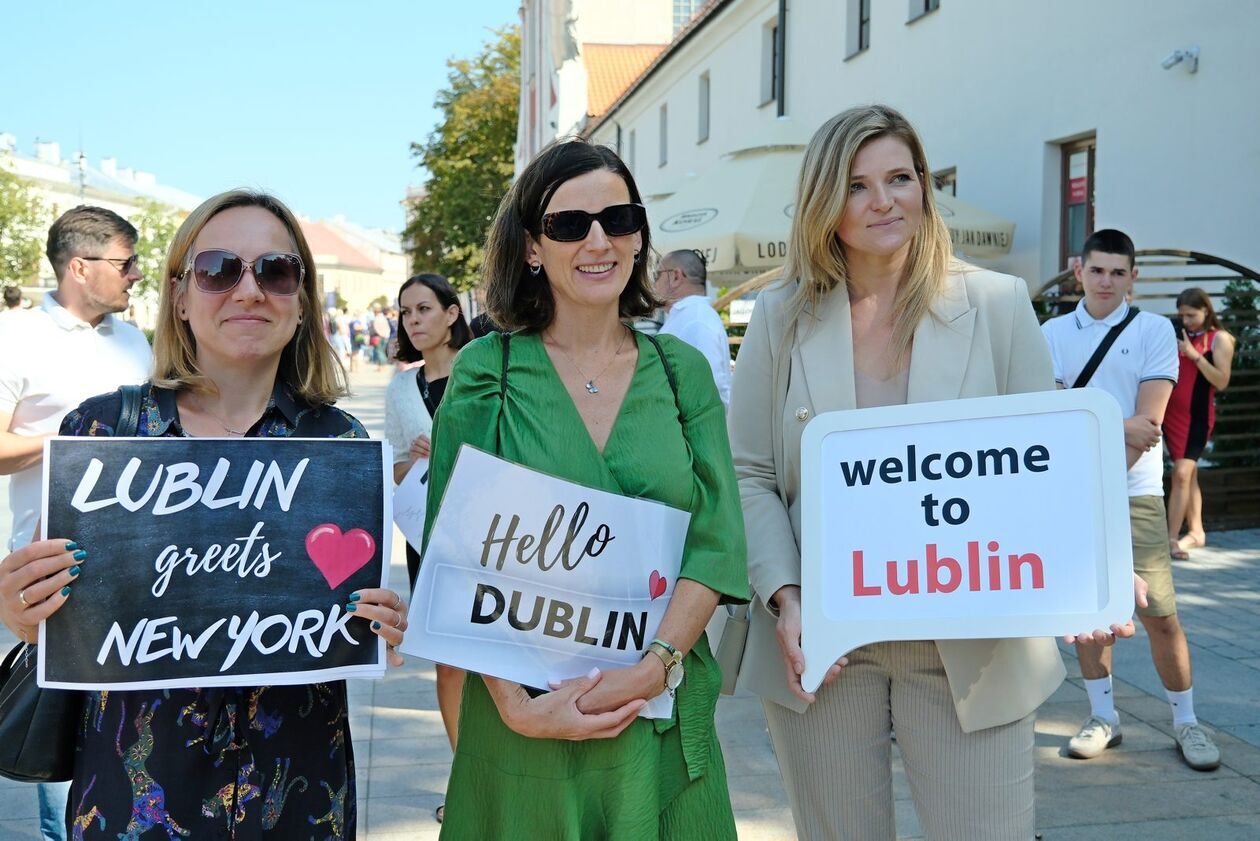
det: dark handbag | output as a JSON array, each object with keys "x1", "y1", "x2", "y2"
[
  {"x1": 0, "y1": 643, "x2": 79, "y2": 782},
  {"x1": 0, "y1": 383, "x2": 143, "y2": 782}
]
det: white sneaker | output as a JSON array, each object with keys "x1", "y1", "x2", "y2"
[
  {"x1": 1175, "y1": 723, "x2": 1221, "y2": 771},
  {"x1": 1067, "y1": 716, "x2": 1122, "y2": 759}
]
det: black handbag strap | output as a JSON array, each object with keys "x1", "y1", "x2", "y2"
[
  {"x1": 1072, "y1": 307, "x2": 1140, "y2": 389},
  {"x1": 114, "y1": 384, "x2": 143, "y2": 437},
  {"x1": 642, "y1": 332, "x2": 682, "y2": 418},
  {"x1": 499, "y1": 331, "x2": 512, "y2": 401},
  {"x1": 645, "y1": 330, "x2": 685, "y2": 406}
]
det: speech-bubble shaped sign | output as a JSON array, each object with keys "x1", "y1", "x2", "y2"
[
  {"x1": 799, "y1": 389, "x2": 1133, "y2": 694},
  {"x1": 400, "y1": 446, "x2": 690, "y2": 719}
]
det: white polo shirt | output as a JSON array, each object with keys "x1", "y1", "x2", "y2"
[
  {"x1": 1041, "y1": 299, "x2": 1177, "y2": 497},
  {"x1": 0, "y1": 292, "x2": 152, "y2": 550},
  {"x1": 658, "y1": 294, "x2": 732, "y2": 409}
]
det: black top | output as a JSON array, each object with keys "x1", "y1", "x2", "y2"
[
  {"x1": 58, "y1": 381, "x2": 366, "y2": 840},
  {"x1": 415, "y1": 368, "x2": 448, "y2": 419}
]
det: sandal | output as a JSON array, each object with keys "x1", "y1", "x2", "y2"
[
  {"x1": 434, "y1": 803, "x2": 444, "y2": 824},
  {"x1": 1179, "y1": 532, "x2": 1206, "y2": 551},
  {"x1": 1170, "y1": 539, "x2": 1190, "y2": 561}
]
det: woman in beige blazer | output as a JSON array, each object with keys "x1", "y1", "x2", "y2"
[{"x1": 729, "y1": 105, "x2": 1066, "y2": 840}]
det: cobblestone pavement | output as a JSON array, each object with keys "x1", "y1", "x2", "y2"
[{"x1": 1, "y1": 366, "x2": 1258, "y2": 838}]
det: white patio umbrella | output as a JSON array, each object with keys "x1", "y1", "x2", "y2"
[{"x1": 647, "y1": 146, "x2": 1016, "y2": 280}]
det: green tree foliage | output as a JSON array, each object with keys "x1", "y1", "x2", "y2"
[
  {"x1": 404, "y1": 26, "x2": 520, "y2": 291},
  {"x1": 129, "y1": 201, "x2": 180, "y2": 300},
  {"x1": 0, "y1": 167, "x2": 47, "y2": 284}
]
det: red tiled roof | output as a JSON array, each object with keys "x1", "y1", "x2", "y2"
[
  {"x1": 583, "y1": 0, "x2": 733, "y2": 138},
  {"x1": 300, "y1": 220, "x2": 379, "y2": 271},
  {"x1": 583, "y1": 43, "x2": 666, "y2": 118}
]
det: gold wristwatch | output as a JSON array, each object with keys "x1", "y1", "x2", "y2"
[{"x1": 645, "y1": 638, "x2": 685, "y2": 697}]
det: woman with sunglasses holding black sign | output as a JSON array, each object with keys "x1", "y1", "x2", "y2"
[
  {"x1": 418, "y1": 139, "x2": 749, "y2": 838},
  {"x1": 0, "y1": 190, "x2": 406, "y2": 839}
]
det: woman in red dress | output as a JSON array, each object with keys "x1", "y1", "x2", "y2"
[{"x1": 1163, "y1": 288, "x2": 1235, "y2": 558}]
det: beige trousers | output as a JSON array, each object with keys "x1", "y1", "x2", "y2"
[{"x1": 762, "y1": 641, "x2": 1035, "y2": 841}]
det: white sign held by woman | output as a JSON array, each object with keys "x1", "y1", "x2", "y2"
[
  {"x1": 392, "y1": 457, "x2": 429, "y2": 551},
  {"x1": 799, "y1": 390, "x2": 1134, "y2": 693},
  {"x1": 400, "y1": 446, "x2": 690, "y2": 718}
]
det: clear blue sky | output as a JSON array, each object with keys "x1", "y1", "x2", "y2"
[{"x1": 0, "y1": 0, "x2": 521, "y2": 231}]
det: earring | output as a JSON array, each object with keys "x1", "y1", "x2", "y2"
[
  {"x1": 633, "y1": 252, "x2": 641, "y2": 264},
  {"x1": 528, "y1": 264, "x2": 542, "y2": 276}
]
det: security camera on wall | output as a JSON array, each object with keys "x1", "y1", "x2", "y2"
[{"x1": 1160, "y1": 46, "x2": 1200, "y2": 73}]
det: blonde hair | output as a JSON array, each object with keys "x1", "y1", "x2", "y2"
[
  {"x1": 784, "y1": 105, "x2": 953, "y2": 362},
  {"x1": 152, "y1": 190, "x2": 348, "y2": 404}
]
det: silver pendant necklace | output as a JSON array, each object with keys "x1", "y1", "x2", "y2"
[
  {"x1": 548, "y1": 327, "x2": 629, "y2": 396},
  {"x1": 193, "y1": 397, "x2": 265, "y2": 437}
]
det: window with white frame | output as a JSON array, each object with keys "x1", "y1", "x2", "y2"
[
  {"x1": 659, "y1": 104, "x2": 668, "y2": 167},
  {"x1": 698, "y1": 73, "x2": 710, "y2": 143},
  {"x1": 673, "y1": 0, "x2": 702, "y2": 34},
  {"x1": 760, "y1": 20, "x2": 779, "y2": 105},
  {"x1": 908, "y1": 0, "x2": 940, "y2": 23},
  {"x1": 628, "y1": 129, "x2": 636, "y2": 173},
  {"x1": 846, "y1": 0, "x2": 871, "y2": 58}
]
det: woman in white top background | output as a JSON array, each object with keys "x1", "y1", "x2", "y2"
[
  {"x1": 384, "y1": 272, "x2": 473, "y2": 580},
  {"x1": 384, "y1": 272, "x2": 471, "y2": 777}
]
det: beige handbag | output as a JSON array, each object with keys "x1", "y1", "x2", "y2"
[
  {"x1": 714, "y1": 603, "x2": 750, "y2": 695},
  {"x1": 716, "y1": 287, "x2": 797, "y2": 696}
]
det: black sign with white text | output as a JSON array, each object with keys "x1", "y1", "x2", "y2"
[{"x1": 39, "y1": 437, "x2": 389, "y2": 689}]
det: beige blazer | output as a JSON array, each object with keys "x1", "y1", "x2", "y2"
[{"x1": 729, "y1": 268, "x2": 1066, "y2": 732}]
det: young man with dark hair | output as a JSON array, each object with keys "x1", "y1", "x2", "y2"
[
  {"x1": 653, "y1": 249, "x2": 731, "y2": 408},
  {"x1": 0, "y1": 205, "x2": 152, "y2": 840},
  {"x1": 1041, "y1": 228, "x2": 1219, "y2": 771}
]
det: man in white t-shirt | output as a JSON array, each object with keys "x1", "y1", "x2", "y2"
[
  {"x1": 1041, "y1": 228, "x2": 1219, "y2": 772},
  {"x1": 0, "y1": 206, "x2": 152, "y2": 841},
  {"x1": 653, "y1": 249, "x2": 731, "y2": 408}
]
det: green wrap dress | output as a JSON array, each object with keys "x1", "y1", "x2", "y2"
[{"x1": 422, "y1": 330, "x2": 750, "y2": 840}]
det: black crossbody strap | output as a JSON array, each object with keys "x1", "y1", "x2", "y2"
[
  {"x1": 1071, "y1": 307, "x2": 1140, "y2": 389},
  {"x1": 114, "y1": 384, "x2": 144, "y2": 437},
  {"x1": 642, "y1": 332, "x2": 682, "y2": 419},
  {"x1": 499, "y1": 331, "x2": 513, "y2": 401}
]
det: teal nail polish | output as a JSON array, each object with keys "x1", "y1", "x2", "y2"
[
  {"x1": 73, "y1": 549, "x2": 87, "y2": 561},
  {"x1": 372, "y1": 621, "x2": 382, "y2": 630},
  {"x1": 65, "y1": 542, "x2": 80, "y2": 551},
  {"x1": 68, "y1": 566, "x2": 81, "y2": 577},
  {"x1": 60, "y1": 586, "x2": 72, "y2": 597},
  {"x1": 349, "y1": 593, "x2": 361, "y2": 602},
  {"x1": 345, "y1": 603, "x2": 357, "y2": 612}
]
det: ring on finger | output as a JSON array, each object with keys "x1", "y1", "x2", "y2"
[
  {"x1": 18, "y1": 590, "x2": 28, "y2": 608},
  {"x1": 393, "y1": 611, "x2": 403, "y2": 629},
  {"x1": 391, "y1": 593, "x2": 402, "y2": 610}
]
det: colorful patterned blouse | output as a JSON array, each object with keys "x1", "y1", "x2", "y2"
[{"x1": 58, "y1": 381, "x2": 366, "y2": 840}]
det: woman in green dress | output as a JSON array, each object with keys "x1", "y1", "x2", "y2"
[{"x1": 421, "y1": 139, "x2": 749, "y2": 838}]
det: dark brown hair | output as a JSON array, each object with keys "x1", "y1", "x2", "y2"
[
  {"x1": 1176, "y1": 287, "x2": 1223, "y2": 332},
  {"x1": 394, "y1": 273, "x2": 472, "y2": 362},
  {"x1": 481, "y1": 138, "x2": 657, "y2": 331},
  {"x1": 1081, "y1": 228, "x2": 1136, "y2": 269},
  {"x1": 45, "y1": 205, "x2": 138, "y2": 280}
]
